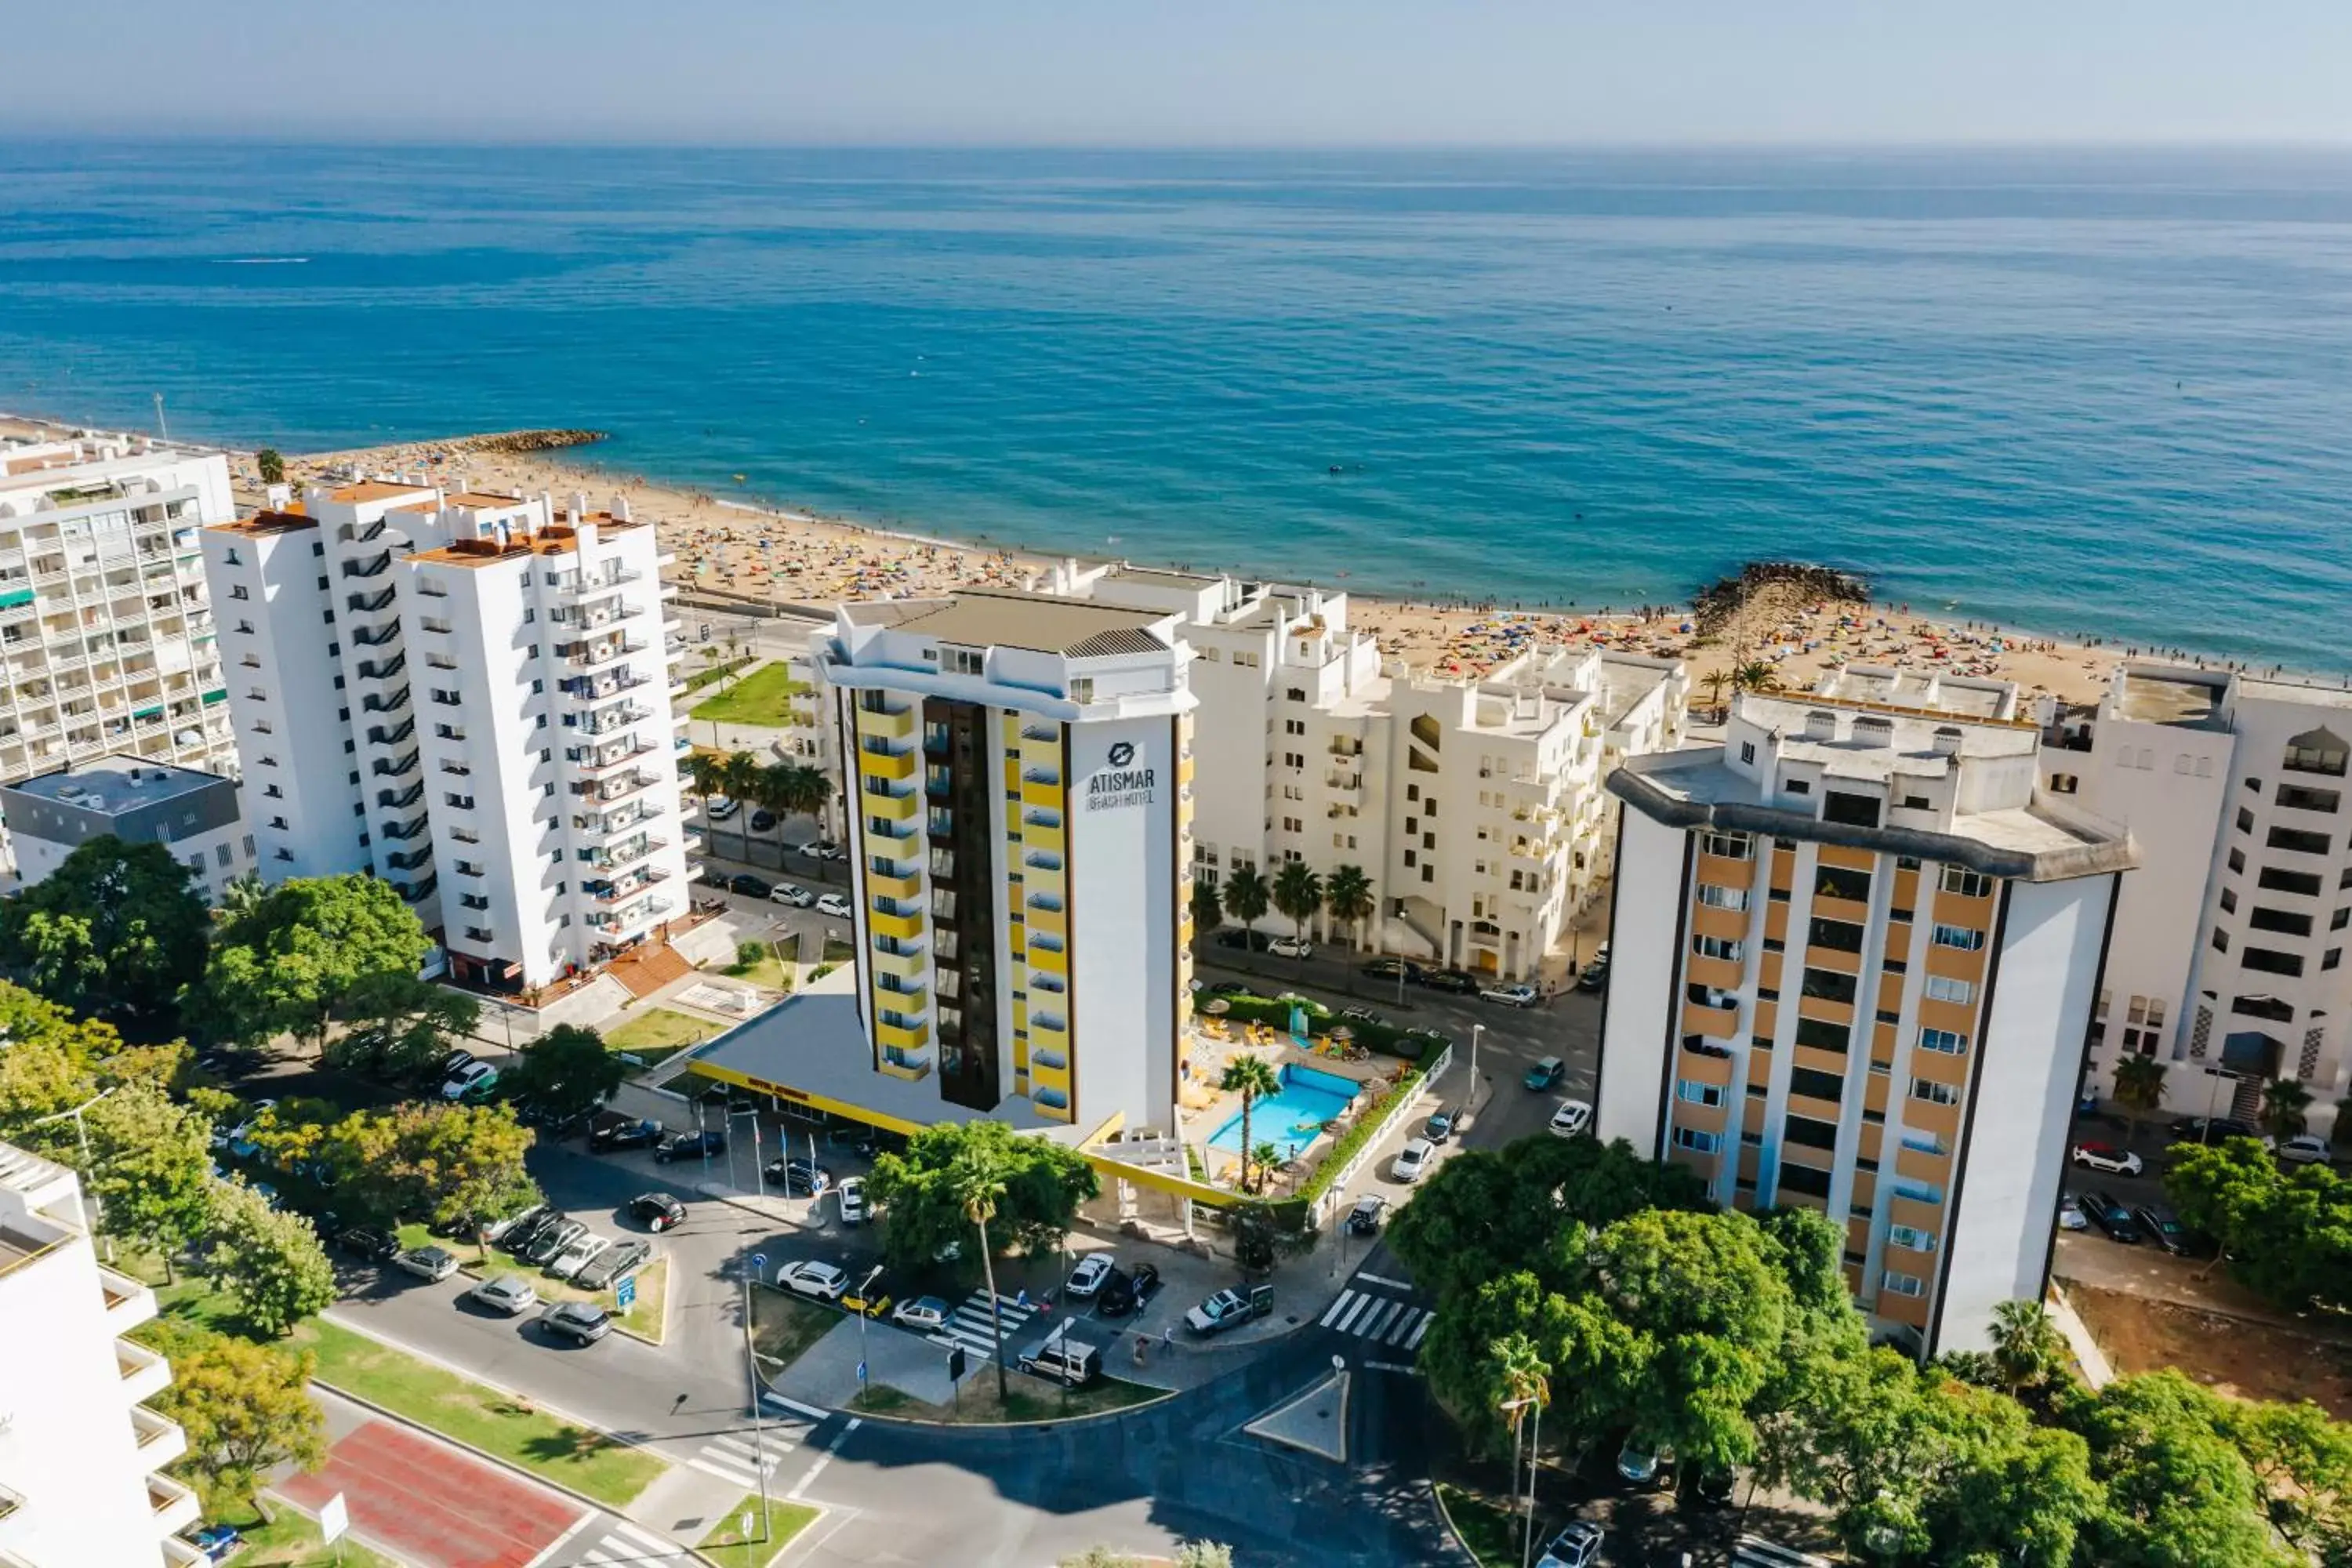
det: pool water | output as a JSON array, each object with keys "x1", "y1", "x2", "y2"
[{"x1": 1208, "y1": 1063, "x2": 1359, "y2": 1160}]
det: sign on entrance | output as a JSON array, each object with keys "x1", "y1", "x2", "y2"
[{"x1": 318, "y1": 1492, "x2": 349, "y2": 1544}]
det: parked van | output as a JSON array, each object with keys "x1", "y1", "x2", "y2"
[{"x1": 1018, "y1": 1323, "x2": 1100, "y2": 1386}]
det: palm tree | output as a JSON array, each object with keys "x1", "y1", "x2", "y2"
[
  {"x1": 2111, "y1": 1055, "x2": 2167, "y2": 1156},
  {"x1": 951, "y1": 1147, "x2": 1014, "y2": 1401},
  {"x1": 2260, "y1": 1076, "x2": 2312, "y2": 1142},
  {"x1": 1323, "y1": 864, "x2": 1374, "y2": 953},
  {"x1": 1702, "y1": 667, "x2": 1732, "y2": 721},
  {"x1": 758, "y1": 761, "x2": 801, "y2": 853},
  {"x1": 1190, "y1": 880, "x2": 1223, "y2": 953},
  {"x1": 1218, "y1": 1054, "x2": 1283, "y2": 1194},
  {"x1": 1732, "y1": 659, "x2": 1780, "y2": 695},
  {"x1": 1251, "y1": 1141, "x2": 1287, "y2": 1194},
  {"x1": 216, "y1": 872, "x2": 268, "y2": 924},
  {"x1": 1987, "y1": 1299, "x2": 2069, "y2": 1404},
  {"x1": 1493, "y1": 1332, "x2": 1552, "y2": 1557},
  {"x1": 1224, "y1": 864, "x2": 1270, "y2": 952},
  {"x1": 1271, "y1": 862, "x2": 1323, "y2": 962},
  {"x1": 683, "y1": 749, "x2": 730, "y2": 803}
]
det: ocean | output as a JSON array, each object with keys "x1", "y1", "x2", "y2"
[{"x1": 3, "y1": 142, "x2": 2350, "y2": 670}]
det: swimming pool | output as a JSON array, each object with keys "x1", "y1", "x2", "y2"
[{"x1": 1207, "y1": 1062, "x2": 1359, "y2": 1160}]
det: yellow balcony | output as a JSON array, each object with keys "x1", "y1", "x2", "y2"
[
  {"x1": 866, "y1": 866, "x2": 920, "y2": 902},
  {"x1": 1025, "y1": 902, "x2": 1067, "y2": 938},
  {"x1": 1178, "y1": 753, "x2": 1195, "y2": 785},
  {"x1": 878, "y1": 1048, "x2": 933, "y2": 1081},
  {"x1": 1027, "y1": 942, "x2": 1067, "y2": 976},
  {"x1": 1021, "y1": 778, "x2": 1064, "y2": 810},
  {"x1": 863, "y1": 786, "x2": 919, "y2": 822},
  {"x1": 875, "y1": 1015, "x2": 931, "y2": 1052},
  {"x1": 869, "y1": 943, "x2": 926, "y2": 981},
  {"x1": 856, "y1": 702, "x2": 916, "y2": 742},
  {"x1": 859, "y1": 746, "x2": 916, "y2": 782},
  {"x1": 867, "y1": 904, "x2": 924, "y2": 942}
]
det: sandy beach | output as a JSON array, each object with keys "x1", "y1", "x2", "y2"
[{"x1": 11, "y1": 416, "x2": 2238, "y2": 710}]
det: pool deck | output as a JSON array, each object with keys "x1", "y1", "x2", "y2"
[{"x1": 1178, "y1": 1034, "x2": 1398, "y2": 1192}]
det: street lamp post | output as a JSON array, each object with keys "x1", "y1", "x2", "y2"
[
  {"x1": 1469, "y1": 1022, "x2": 1484, "y2": 1116},
  {"x1": 33, "y1": 1088, "x2": 117, "y2": 1257},
  {"x1": 854, "y1": 1263, "x2": 883, "y2": 1410},
  {"x1": 742, "y1": 1253, "x2": 771, "y2": 1544}
]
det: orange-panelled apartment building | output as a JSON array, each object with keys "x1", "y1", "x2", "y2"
[{"x1": 1595, "y1": 688, "x2": 2136, "y2": 1355}]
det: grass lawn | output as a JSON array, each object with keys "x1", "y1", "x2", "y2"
[
  {"x1": 697, "y1": 1492, "x2": 821, "y2": 1567},
  {"x1": 606, "y1": 1007, "x2": 723, "y2": 1063},
  {"x1": 689, "y1": 662, "x2": 807, "y2": 728},
  {"x1": 234, "y1": 1503, "x2": 402, "y2": 1568},
  {"x1": 820, "y1": 938, "x2": 855, "y2": 964},
  {"x1": 1434, "y1": 1483, "x2": 1525, "y2": 1568},
  {"x1": 717, "y1": 952, "x2": 796, "y2": 992},
  {"x1": 857, "y1": 1371, "x2": 1168, "y2": 1425},
  {"x1": 301, "y1": 1318, "x2": 663, "y2": 1508},
  {"x1": 750, "y1": 1288, "x2": 842, "y2": 1370},
  {"x1": 683, "y1": 655, "x2": 757, "y2": 695},
  {"x1": 459, "y1": 1255, "x2": 670, "y2": 1346}
]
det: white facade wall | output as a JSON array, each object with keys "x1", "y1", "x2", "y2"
[
  {"x1": 1067, "y1": 713, "x2": 1182, "y2": 1132},
  {"x1": 0, "y1": 1145, "x2": 197, "y2": 1568},
  {"x1": 1594, "y1": 804, "x2": 1687, "y2": 1151}
]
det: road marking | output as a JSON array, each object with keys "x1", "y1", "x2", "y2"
[
  {"x1": 1355, "y1": 1272, "x2": 1414, "y2": 1291},
  {"x1": 1333, "y1": 1293, "x2": 1372, "y2": 1335},
  {"x1": 789, "y1": 1416, "x2": 859, "y2": 1501},
  {"x1": 688, "y1": 1431, "x2": 788, "y2": 1489},
  {"x1": 521, "y1": 1511, "x2": 597, "y2": 1568},
  {"x1": 1362, "y1": 1300, "x2": 1403, "y2": 1341},
  {"x1": 760, "y1": 1390, "x2": 829, "y2": 1421},
  {"x1": 1405, "y1": 1314, "x2": 1432, "y2": 1350},
  {"x1": 1318, "y1": 1289, "x2": 1358, "y2": 1328},
  {"x1": 1384, "y1": 1307, "x2": 1425, "y2": 1346},
  {"x1": 1363, "y1": 1359, "x2": 1421, "y2": 1375}
]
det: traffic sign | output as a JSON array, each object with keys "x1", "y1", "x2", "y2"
[
  {"x1": 616, "y1": 1274, "x2": 637, "y2": 1311},
  {"x1": 318, "y1": 1492, "x2": 348, "y2": 1544},
  {"x1": 856, "y1": 1359, "x2": 869, "y2": 1385},
  {"x1": 947, "y1": 1345, "x2": 967, "y2": 1381}
]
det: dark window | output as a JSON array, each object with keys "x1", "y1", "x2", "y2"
[
  {"x1": 2229, "y1": 848, "x2": 2247, "y2": 874},
  {"x1": 1778, "y1": 1163, "x2": 1832, "y2": 1200},
  {"x1": 2212, "y1": 929, "x2": 2230, "y2": 953},
  {"x1": 1757, "y1": 987, "x2": 1780, "y2": 1002},
  {"x1": 1785, "y1": 779, "x2": 1812, "y2": 795},
  {"x1": 1808, "y1": 918, "x2": 1865, "y2": 953},
  {"x1": 1750, "y1": 1034, "x2": 1774, "y2": 1051},
  {"x1": 1762, "y1": 937, "x2": 1786, "y2": 953},
  {"x1": 1884, "y1": 956, "x2": 1907, "y2": 974},
  {"x1": 2245, "y1": 776, "x2": 2262, "y2": 793},
  {"x1": 1769, "y1": 887, "x2": 1792, "y2": 902},
  {"x1": 2233, "y1": 994, "x2": 2294, "y2": 1022},
  {"x1": 1823, "y1": 792, "x2": 1881, "y2": 828},
  {"x1": 1795, "y1": 1016, "x2": 1850, "y2": 1053},
  {"x1": 2237, "y1": 807, "x2": 2256, "y2": 834},
  {"x1": 2259, "y1": 866, "x2": 2323, "y2": 897},
  {"x1": 2250, "y1": 906, "x2": 2314, "y2": 938},
  {"x1": 1816, "y1": 866, "x2": 1872, "y2": 902},
  {"x1": 2220, "y1": 887, "x2": 2238, "y2": 913},
  {"x1": 1896, "y1": 855, "x2": 1922, "y2": 870},
  {"x1": 2334, "y1": 907, "x2": 2350, "y2": 931},
  {"x1": 1889, "y1": 906, "x2": 1912, "y2": 924},
  {"x1": 2268, "y1": 826, "x2": 2332, "y2": 856},
  {"x1": 1875, "y1": 1008, "x2": 1902, "y2": 1025},
  {"x1": 1901, "y1": 794, "x2": 1932, "y2": 810},
  {"x1": 2328, "y1": 949, "x2": 2343, "y2": 971},
  {"x1": 1800, "y1": 967, "x2": 1858, "y2": 1005},
  {"x1": 1746, "y1": 1082, "x2": 1769, "y2": 1098},
  {"x1": 2277, "y1": 784, "x2": 2341, "y2": 814},
  {"x1": 2241, "y1": 946, "x2": 2305, "y2": 977},
  {"x1": 1784, "y1": 1115, "x2": 1839, "y2": 1150},
  {"x1": 1861, "y1": 1107, "x2": 1886, "y2": 1124},
  {"x1": 1790, "y1": 1065, "x2": 1844, "y2": 1102},
  {"x1": 1740, "y1": 741, "x2": 1755, "y2": 764},
  {"x1": 2284, "y1": 735, "x2": 2349, "y2": 777}
]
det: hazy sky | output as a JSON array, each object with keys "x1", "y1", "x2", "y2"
[{"x1": 11, "y1": 2, "x2": 2351, "y2": 146}]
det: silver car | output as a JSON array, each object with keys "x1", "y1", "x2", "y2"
[{"x1": 471, "y1": 1275, "x2": 539, "y2": 1315}]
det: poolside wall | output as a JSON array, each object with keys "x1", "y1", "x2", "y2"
[{"x1": 1307, "y1": 1043, "x2": 1453, "y2": 1228}]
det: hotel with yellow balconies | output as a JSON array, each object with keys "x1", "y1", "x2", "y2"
[
  {"x1": 1595, "y1": 687, "x2": 2136, "y2": 1358},
  {"x1": 687, "y1": 589, "x2": 1196, "y2": 1143}
]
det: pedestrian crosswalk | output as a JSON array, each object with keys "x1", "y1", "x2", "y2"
[
  {"x1": 686, "y1": 1429, "x2": 792, "y2": 1490},
  {"x1": 567, "y1": 1518, "x2": 695, "y2": 1566},
  {"x1": 922, "y1": 1289, "x2": 1041, "y2": 1363},
  {"x1": 1319, "y1": 1285, "x2": 1434, "y2": 1350}
]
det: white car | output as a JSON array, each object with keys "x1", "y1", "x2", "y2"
[
  {"x1": 704, "y1": 796, "x2": 739, "y2": 821},
  {"x1": 815, "y1": 892, "x2": 854, "y2": 919},
  {"x1": 1481, "y1": 982, "x2": 1541, "y2": 1007},
  {"x1": 441, "y1": 1061, "x2": 498, "y2": 1101},
  {"x1": 548, "y1": 1232, "x2": 612, "y2": 1282},
  {"x1": 2069, "y1": 1142, "x2": 2143, "y2": 1177},
  {"x1": 1548, "y1": 1098, "x2": 1594, "y2": 1138},
  {"x1": 776, "y1": 1259, "x2": 849, "y2": 1301},
  {"x1": 1185, "y1": 1287, "x2": 1252, "y2": 1335},
  {"x1": 223, "y1": 1098, "x2": 278, "y2": 1155},
  {"x1": 771, "y1": 883, "x2": 816, "y2": 908},
  {"x1": 2280, "y1": 1134, "x2": 2335, "y2": 1165},
  {"x1": 1269, "y1": 935, "x2": 1313, "y2": 960},
  {"x1": 892, "y1": 1294, "x2": 952, "y2": 1333},
  {"x1": 836, "y1": 1176, "x2": 869, "y2": 1226},
  {"x1": 1392, "y1": 1138, "x2": 1436, "y2": 1182},
  {"x1": 471, "y1": 1275, "x2": 539, "y2": 1315},
  {"x1": 1535, "y1": 1522, "x2": 1605, "y2": 1568},
  {"x1": 1065, "y1": 1254, "x2": 1115, "y2": 1298}
]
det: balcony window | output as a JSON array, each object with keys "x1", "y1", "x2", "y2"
[
  {"x1": 1669, "y1": 1126, "x2": 1720, "y2": 1155},
  {"x1": 1930, "y1": 924, "x2": 1984, "y2": 952},
  {"x1": 1917, "y1": 1027, "x2": 1967, "y2": 1055},
  {"x1": 1923, "y1": 975, "x2": 1973, "y2": 1005}
]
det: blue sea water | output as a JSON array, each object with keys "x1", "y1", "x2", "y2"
[{"x1": 3, "y1": 142, "x2": 2350, "y2": 669}]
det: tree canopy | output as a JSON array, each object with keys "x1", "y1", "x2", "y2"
[
  {"x1": 2165, "y1": 1136, "x2": 2352, "y2": 1313},
  {"x1": 321, "y1": 1101, "x2": 538, "y2": 1228},
  {"x1": 0, "y1": 980, "x2": 180, "y2": 1147},
  {"x1": 205, "y1": 1181, "x2": 336, "y2": 1336},
  {"x1": 146, "y1": 1325, "x2": 326, "y2": 1517},
  {"x1": 506, "y1": 1024, "x2": 626, "y2": 1120},
  {"x1": 867, "y1": 1118, "x2": 1098, "y2": 1272},
  {"x1": 197, "y1": 873, "x2": 433, "y2": 1049},
  {"x1": 0, "y1": 835, "x2": 212, "y2": 1025},
  {"x1": 81, "y1": 1082, "x2": 216, "y2": 1279}
]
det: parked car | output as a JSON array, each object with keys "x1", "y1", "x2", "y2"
[
  {"x1": 1616, "y1": 1439, "x2": 1677, "y2": 1490},
  {"x1": 750, "y1": 808, "x2": 779, "y2": 833},
  {"x1": 2168, "y1": 1115, "x2": 2271, "y2": 1148},
  {"x1": 591, "y1": 1115, "x2": 665, "y2": 1152},
  {"x1": 223, "y1": 1098, "x2": 278, "y2": 1155},
  {"x1": 540, "y1": 1300, "x2": 612, "y2": 1345},
  {"x1": 778, "y1": 1259, "x2": 851, "y2": 1301},
  {"x1": 1065, "y1": 1254, "x2": 1116, "y2": 1298},
  {"x1": 1575, "y1": 958, "x2": 1610, "y2": 993},
  {"x1": 548, "y1": 1232, "x2": 612, "y2": 1281},
  {"x1": 427, "y1": 1048, "x2": 475, "y2": 1084},
  {"x1": 1392, "y1": 1138, "x2": 1436, "y2": 1182},
  {"x1": 2056, "y1": 1192, "x2": 2089, "y2": 1232},
  {"x1": 630, "y1": 1192, "x2": 687, "y2": 1232},
  {"x1": 501, "y1": 1208, "x2": 562, "y2": 1255},
  {"x1": 394, "y1": 1245, "x2": 459, "y2": 1282},
  {"x1": 842, "y1": 1272, "x2": 894, "y2": 1318},
  {"x1": 1534, "y1": 1522, "x2": 1605, "y2": 1568},
  {"x1": 2071, "y1": 1141, "x2": 2143, "y2": 1177},
  {"x1": 1215, "y1": 929, "x2": 1275, "y2": 953},
  {"x1": 335, "y1": 1225, "x2": 399, "y2": 1262},
  {"x1": 2132, "y1": 1203, "x2": 2194, "y2": 1256},
  {"x1": 836, "y1": 1176, "x2": 870, "y2": 1226},
  {"x1": 1360, "y1": 958, "x2": 1423, "y2": 982},
  {"x1": 1419, "y1": 968, "x2": 1480, "y2": 994},
  {"x1": 1202, "y1": 979, "x2": 1253, "y2": 996},
  {"x1": 472, "y1": 1275, "x2": 539, "y2": 1315},
  {"x1": 892, "y1": 1294, "x2": 953, "y2": 1333},
  {"x1": 1344, "y1": 1195, "x2": 1388, "y2": 1236},
  {"x1": 815, "y1": 892, "x2": 854, "y2": 919},
  {"x1": 1269, "y1": 935, "x2": 1313, "y2": 960},
  {"x1": 574, "y1": 1239, "x2": 652, "y2": 1291},
  {"x1": 185, "y1": 1524, "x2": 244, "y2": 1564},
  {"x1": 728, "y1": 871, "x2": 775, "y2": 899},
  {"x1": 655, "y1": 1131, "x2": 726, "y2": 1163},
  {"x1": 1690, "y1": 1467, "x2": 1737, "y2": 1508},
  {"x1": 764, "y1": 1156, "x2": 833, "y2": 1196},
  {"x1": 703, "y1": 796, "x2": 740, "y2": 822},
  {"x1": 2281, "y1": 1134, "x2": 2336, "y2": 1165},
  {"x1": 1185, "y1": 1287, "x2": 1253, "y2": 1336},
  {"x1": 1481, "y1": 982, "x2": 1540, "y2": 1007},
  {"x1": 1423, "y1": 1106, "x2": 1459, "y2": 1144},
  {"x1": 441, "y1": 1061, "x2": 499, "y2": 1102},
  {"x1": 1549, "y1": 1098, "x2": 1594, "y2": 1138},
  {"x1": 527, "y1": 1219, "x2": 586, "y2": 1267},
  {"x1": 1097, "y1": 1262, "x2": 1161, "y2": 1318},
  {"x1": 1524, "y1": 1056, "x2": 1565, "y2": 1091},
  {"x1": 771, "y1": 883, "x2": 816, "y2": 908},
  {"x1": 2078, "y1": 1189, "x2": 2141, "y2": 1243},
  {"x1": 1018, "y1": 1331, "x2": 1100, "y2": 1385}
]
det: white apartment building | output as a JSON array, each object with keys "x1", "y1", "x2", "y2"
[
  {"x1": 2049, "y1": 663, "x2": 2352, "y2": 1137},
  {"x1": 0, "y1": 435, "x2": 235, "y2": 866},
  {"x1": 1599, "y1": 688, "x2": 2135, "y2": 1355},
  {"x1": 1027, "y1": 563, "x2": 1686, "y2": 978},
  {"x1": 0, "y1": 1143, "x2": 201, "y2": 1568},
  {"x1": 0, "y1": 756, "x2": 253, "y2": 906},
  {"x1": 204, "y1": 481, "x2": 695, "y2": 991}
]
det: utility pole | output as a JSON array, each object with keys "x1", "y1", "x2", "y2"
[
  {"x1": 152, "y1": 393, "x2": 168, "y2": 440},
  {"x1": 742, "y1": 1254, "x2": 771, "y2": 1543},
  {"x1": 34, "y1": 1087, "x2": 118, "y2": 1257}
]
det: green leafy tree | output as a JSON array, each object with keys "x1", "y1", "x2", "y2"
[
  {"x1": 1270, "y1": 861, "x2": 1323, "y2": 953},
  {"x1": 1189, "y1": 880, "x2": 1222, "y2": 950},
  {"x1": 1222, "y1": 864, "x2": 1270, "y2": 936},
  {"x1": 0, "y1": 836, "x2": 210, "y2": 1024},
  {"x1": 866, "y1": 1118, "x2": 1098, "y2": 1275},
  {"x1": 508, "y1": 1023, "x2": 626, "y2": 1120},
  {"x1": 325, "y1": 1101, "x2": 537, "y2": 1229},
  {"x1": 2261, "y1": 1076, "x2": 2314, "y2": 1141},
  {"x1": 1322, "y1": 863, "x2": 1375, "y2": 953},
  {"x1": 2060, "y1": 1370, "x2": 2303, "y2": 1568},
  {"x1": 2166, "y1": 1137, "x2": 2352, "y2": 1309},
  {"x1": 2219, "y1": 1396, "x2": 2352, "y2": 1565},
  {"x1": 325, "y1": 971, "x2": 479, "y2": 1080},
  {"x1": 2112, "y1": 1054, "x2": 2168, "y2": 1153},
  {"x1": 1912, "y1": 1373, "x2": 2103, "y2": 1568},
  {"x1": 205, "y1": 1181, "x2": 336, "y2": 1336},
  {"x1": 1216, "y1": 1054, "x2": 1282, "y2": 1193},
  {"x1": 198, "y1": 874, "x2": 432, "y2": 1051},
  {"x1": 80, "y1": 1083, "x2": 216, "y2": 1282},
  {"x1": 216, "y1": 872, "x2": 267, "y2": 924},
  {"x1": 254, "y1": 448, "x2": 286, "y2": 485},
  {"x1": 0, "y1": 982, "x2": 174, "y2": 1147},
  {"x1": 148, "y1": 1329, "x2": 325, "y2": 1519},
  {"x1": 1987, "y1": 1299, "x2": 2073, "y2": 1410}
]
